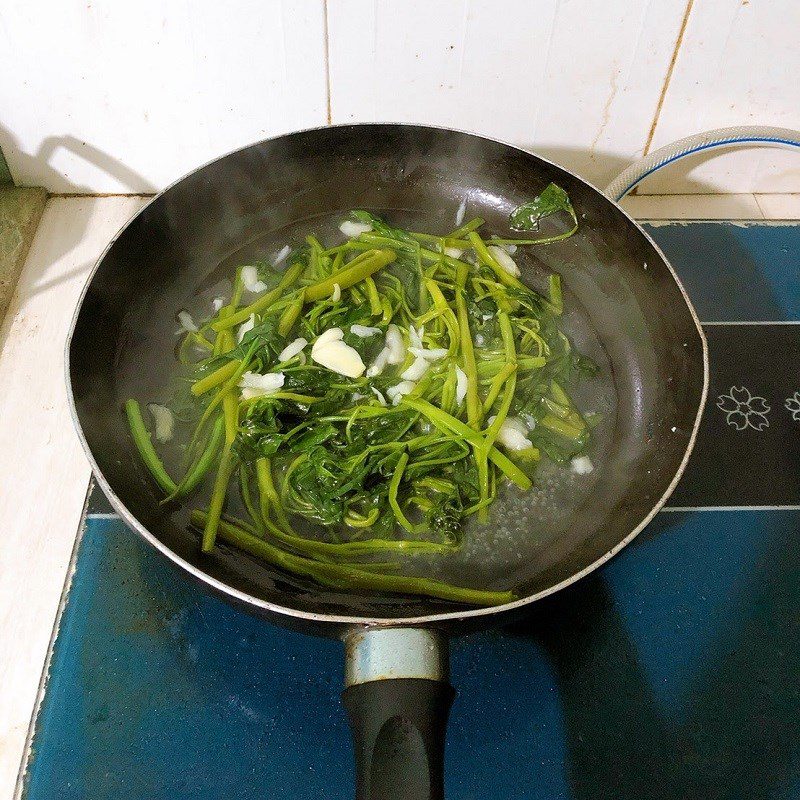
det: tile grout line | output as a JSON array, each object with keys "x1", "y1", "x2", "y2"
[
  {"x1": 753, "y1": 193, "x2": 769, "y2": 218},
  {"x1": 323, "y1": 0, "x2": 332, "y2": 125},
  {"x1": 636, "y1": 192, "x2": 800, "y2": 198},
  {"x1": 641, "y1": 0, "x2": 695, "y2": 158},
  {"x1": 48, "y1": 192, "x2": 156, "y2": 199}
]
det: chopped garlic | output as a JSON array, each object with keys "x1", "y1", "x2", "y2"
[
  {"x1": 350, "y1": 324, "x2": 381, "y2": 338},
  {"x1": 371, "y1": 386, "x2": 387, "y2": 406},
  {"x1": 212, "y1": 296, "x2": 225, "y2": 312},
  {"x1": 237, "y1": 313, "x2": 255, "y2": 343},
  {"x1": 487, "y1": 245, "x2": 520, "y2": 277},
  {"x1": 455, "y1": 365, "x2": 467, "y2": 405},
  {"x1": 489, "y1": 415, "x2": 534, "y2": 451},
  {"x1": 331, "y1": 283, "x2": 341, "y2": 302},
  {"x1": 148, "y1": 404, "x2": 175, "y2": 443},
  {"x1": 444, "y1": 246, "x2": 463, "y2": 259},
  {"x1": 273, "y1": 245, "x2": 291, "y2": 266},
  {"x1": 278, "y1": 337, "x2": 308, "y2": 362},
  {"x1": 384, "y1": 324, "x2": 405, "y2": 364},
  {"x1": 339, "y1": 220, "x2": 372, "y2": 238},
  {"x1": 311, "y1": 338, "x2": 366, "y2": 378},
  {"x1": 401, "y1": 355, "x2": 429, "y2": 382},
  {"x1": 387, "y1": 381, "x2": 415, "y2": 405},
  {"x1": 177, "y1": 310, "x2": 198, "y2": 333},
  {"x1": 239, "y1": 371, "x2": 285, "y2": 400},
  {"x1": 571, "y1": 456, "x2": 594, "y2": 475},
  {"x1": 241, "y1": 265, "x2": 268, "y2": 293},
  {"x1": 455, "y1": 199, "x2": 466, "y2": 226}
]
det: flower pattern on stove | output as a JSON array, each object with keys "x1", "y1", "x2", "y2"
[
  {"x1": 785, "y1": 391, "x2": 800, "y2": 422},
  {"x1": 716, "y1": 386, "x2": 770, "y2": 431}
]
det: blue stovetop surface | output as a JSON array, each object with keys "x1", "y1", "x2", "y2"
[{"x1": 23, "y1": 223, "x2": 800, "y2": 800}]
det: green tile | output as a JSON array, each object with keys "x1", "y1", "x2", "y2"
[{"x1": 0, "y1": 186, "x2": 47, "y2": 324}]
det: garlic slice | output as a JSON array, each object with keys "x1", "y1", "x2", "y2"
[
  {"x1": 241, "y1": 265, "x2": 268, "y2": 293},
  {"x1": 366, "y1": 347, "x2": 390, "y2": 378},
  {"x1": 409, "y1": 346, "x2": 448, "y2": 361},
  {"x1": 387, "y1": 381, "x2": 415, "y2": 405},
  {"x1": 177, "y1": 310, "x2": 198, "y2": 333},
  {"x1": 455, "y1": 199, "x2": 466, "y2": 226},
  {"x1": 401, "y1": 356, "x2": 429, "y2": 382},
  {"x1": 237, "y1": 313, "x2": 255, "y2": 343},
  {"x1": 350, "y1": 324, "x2": 382, "y2": 338},
  {"x1": 489, "y1": 415, "x2": 534, "y2": 451},
  {"x1": 239, "y1": 371, "x2": 285, "y2": 400},
  {"x1": 487, "y1": 245, "x2": 520, "y2": 277},
  {"x1": 147, "y1": 404, "x2": 175, "y2": 443},
  {"x1": 384, "y1": 324, "x2": 405, "y2": 364},
  {"x1": 455, "y1": 365, "x2": 467, "y2": 406},
  {"x1": 370, "y1": 387, "x2": 388, "y2": 406},
  {"x1": 311, "y1": 338, "x2": 366, "y2": 378},
  {"x1": 313, "y1": 328, "x2": 344, "y2": 349},
  {"x1": 278, "y1": 337, "x2": 308, "y2": 362},
  {"x1": 339, "y1": 220, "x2": 372, "y2": 238},
  {"x1": 273, "y1": 245, "x2": 291, "y2": 266}
]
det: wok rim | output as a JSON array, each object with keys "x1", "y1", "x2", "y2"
[{"x1": 65, "y1": 121, "x2": 710, "y2": 628}]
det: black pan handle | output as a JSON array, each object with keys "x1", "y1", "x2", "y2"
[{"x1": 342, "y1": 629, "x2": 453, "y2": 800}]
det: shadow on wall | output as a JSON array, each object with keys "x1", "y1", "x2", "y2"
[
  {"x1": 0, "y1": 124, "x2": 156, "y2": 350},
  {"x1": 0, "y1": 122, "x2": 156, "y2": 194},
  {"x1": 527, "y1": 145, "x2": 635, "y2": 193},
  {"x1": 528, "y1": 142, "x2": 770, "y2": 210},
  {"x1": 0, "y1": 123, "x2": 765, "y2": 200}
]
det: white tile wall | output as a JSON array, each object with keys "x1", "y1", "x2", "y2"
[
  {"x1": 645, "y1": 0, "x2": 800, "y2": 194},
  {"x1": 0, "y1": 0, "x2": 797, "y2": 194},
  {"x1": 0, "y1": 0, "x2": 328, "y2": 192},
  {"x1": 327, "y1": 0, "x2": 687, "y2": 189}
]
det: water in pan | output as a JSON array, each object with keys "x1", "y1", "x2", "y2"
[{"x1": 123, "y1": 207, "x2": 617, "y2": 596}]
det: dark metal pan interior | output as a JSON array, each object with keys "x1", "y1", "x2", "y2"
[{"x1": 69, "y1": 125, "x2": 706, "y2": 623}]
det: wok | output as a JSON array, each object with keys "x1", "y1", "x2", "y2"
[{"x1": 68, "y1": 124, "x2": 707, "y2": 799}]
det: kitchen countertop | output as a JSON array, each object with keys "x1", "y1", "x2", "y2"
[
  {"x1": 1, "y1": 192, "x2": 798, "y2": 798},
  {"x1": 0, "y1": 187, "x2": 47, "y2": 327}
]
